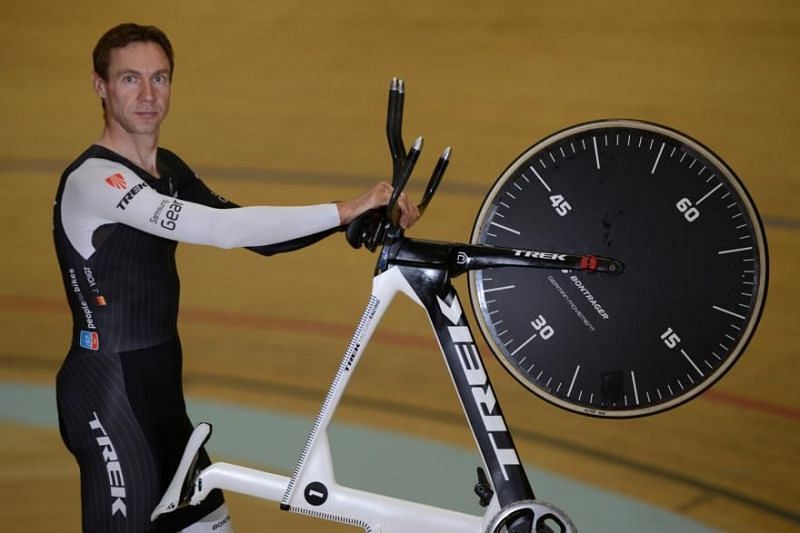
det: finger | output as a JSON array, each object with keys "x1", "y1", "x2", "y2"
[
  {"x1": 378, "y1": 182, "x2": 393, "y2": 205},
  {"x1": 401, "y1": 210, "x2": 419, "y2": 228},
  {"x1": 397, "y1": 193, "x2": 419, "y2": 228},
  {"x1": 364, "y1": 182, "x2": 390, "y2": 210},
  {"x1": 407, "y1": 203, "x2": 420, "y2": 228}
]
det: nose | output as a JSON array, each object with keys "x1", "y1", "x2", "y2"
[{"x1": 140, "y1": 81, "x2": 155, "y2": 101}]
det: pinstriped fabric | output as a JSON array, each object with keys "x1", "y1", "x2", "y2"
[
  {"x1": 88, "y1": 224, "x2": 178, "y2": 352},
  {"x1": 57, "y1": 351, "x2": 158, "y2": 532},
  {"x1": 56, "y1": 342, "x2": 225, "y2": 532}
]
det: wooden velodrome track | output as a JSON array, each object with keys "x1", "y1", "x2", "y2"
[{"x1": 1, "y1": 0, "x2": 798, "y2": 531}]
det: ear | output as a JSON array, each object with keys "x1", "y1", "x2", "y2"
[{"x1": 92, "y1": 72, "x2": 107, "y2": 100}]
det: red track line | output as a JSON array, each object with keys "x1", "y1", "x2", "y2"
[
  {"x1": 703, "y1": 390, "x2": 800, "y2": 422},
  {"x1": 5, "y1": 294, "x2": 798, "y2": 422}
]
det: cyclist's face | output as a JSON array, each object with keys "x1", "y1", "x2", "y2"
[{"x1": 94, "y1": 41, "x2": 171, "y2": 136}]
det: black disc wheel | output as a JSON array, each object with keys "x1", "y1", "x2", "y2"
[{"x1": 469, "y1": 120, "x2": 768, "y2": 417}]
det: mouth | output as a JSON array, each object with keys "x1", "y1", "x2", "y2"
[{"x1": 135, "y1": 110, "x2": 160, "y2": 120}]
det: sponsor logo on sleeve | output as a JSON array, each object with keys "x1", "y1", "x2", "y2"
[
  {"x1": 115, "y1": 182, "x2": 148, "y2": 210},
  {"x1": 158, "y1": 199, "x2": 184, "y2": 231},
  {"x1": 149, "y1": 199, "x2": 169, "y2": 224},
  {"x1": 80, "y1": 330, "x2": 100, "y2": 351},
  {"x1": 105, "y1": 173, "x2": 127, "y2": 189}
]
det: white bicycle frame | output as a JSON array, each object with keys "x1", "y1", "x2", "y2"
[
  {"x1": 153, "y1": 257, "x2": 589, "y2": 531},
  {"x1": 154, "y1": 265, "x2": 516, "y2": 531}
]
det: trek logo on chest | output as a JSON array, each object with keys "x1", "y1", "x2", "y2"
[
  {"x1": 116, "y1": 182, "x2": 148, "y2": 210},
  {"x1": 88, "y1": 411, "x2": 127, "y2": 518},
  {"x1": 436, "y1": 295, "x2": 521, "y2": 481}
]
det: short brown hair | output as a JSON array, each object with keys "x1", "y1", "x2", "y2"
[{"x1": 93, "y1": 23, "x2": 174, "y2": 81}]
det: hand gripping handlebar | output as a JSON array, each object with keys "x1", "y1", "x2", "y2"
[{"x1": 346, "y1": 78, "x2": 451, "y2": 250}]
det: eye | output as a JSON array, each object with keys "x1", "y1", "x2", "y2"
[
  {"x1": 122, "y1": 74, "x2": 138, "y2": 84},
  {"x1": 153, "y1": 74, "x2": 169, "y2": 85}
]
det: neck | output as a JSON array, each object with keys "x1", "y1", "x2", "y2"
[{"x1": 96, "y1": 125, "x2": 160, "y2": 177}]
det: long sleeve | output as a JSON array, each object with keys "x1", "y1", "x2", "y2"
[
  {"x1": 177, "y1": 170, "x2": 344, "y2": 257},
  {"x1": 60, "y1": 157, "x2": 341, "y2": 260}
]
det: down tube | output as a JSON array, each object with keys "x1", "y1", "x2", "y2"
[{"x1": 403, "y1": 267, "x2": 535, "y2": 505}]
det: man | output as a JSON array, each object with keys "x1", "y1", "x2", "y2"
[{"x1": 53, "y1": 23, "x2": 418, "y2": 532}]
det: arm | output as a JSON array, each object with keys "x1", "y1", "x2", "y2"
[
  {"x1": 178, "y1": 173, "x2": 343, "y2": 256},
  {"x1": 179, "y1": 173, "x2": 420, "y2": 257},
  {"x1": 61, "y1": 159, "x2": 340, "y2": 259}
]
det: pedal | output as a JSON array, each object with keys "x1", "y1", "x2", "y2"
[{"x1": 474, "y1": 466, "x2": 494, "y2": 507}]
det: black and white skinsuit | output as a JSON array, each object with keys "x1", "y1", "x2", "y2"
[{"x1": 53, "y1": 144, "x2": 342, "y2": 532}]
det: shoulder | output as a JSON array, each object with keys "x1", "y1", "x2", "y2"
[
  {"x1": 69, "y1": 156, "x2": 142, "y2": 187},
  {"x1": 63, "y1": 145, "x2": 142, "y2": 183},
  {"x1": 61, "y1": 146, "x2": 115, "y2": 182},
  {"x1": 62, "y1": 152, "x2": 150, "y2": 204},
  {"x1": 58, "y1": 150, "x2": 155, "y2": 234}
]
